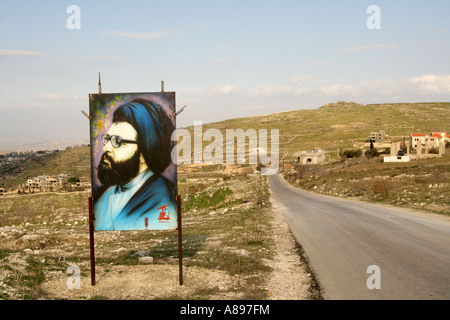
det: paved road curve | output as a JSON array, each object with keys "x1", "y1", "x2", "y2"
[{"x1": 268, "y1": 174, "x2": 450, "y2": 299}]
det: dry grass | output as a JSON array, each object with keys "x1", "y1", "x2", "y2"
[
  {"x1": 284, "y1": 155, "x2": 450, "y2": 216},
  {"x1": 0, "y1": 166, "x2": 279, "y2": 300},
  {"x1": 371, "y1": 180, "x2": 394, "y2": 199}
]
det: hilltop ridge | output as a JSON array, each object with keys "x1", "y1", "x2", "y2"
[
  {"x1": 319, "y1": 101, "x2": 364, "y2": 109},
  {"x1": 184, "y1": 101, "x2": 450, "y2": 158}
]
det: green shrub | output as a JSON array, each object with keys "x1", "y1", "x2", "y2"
[
  {"x1": 365, "y1": 148, "x2": 380, "y2": 159},
  {"x1": 184, "y1": 187, "x2": 233, "y2": 211},
  {"x1": 341, "y1": 149, "x2": 362, "y2": 158},
  {"x1": 67, "y1": 177, "x2": 80, "y2": 184}
]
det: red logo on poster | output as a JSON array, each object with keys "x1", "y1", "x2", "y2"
[{"x1": 157, "y1": 204, "x2": 170, "y2": 222}]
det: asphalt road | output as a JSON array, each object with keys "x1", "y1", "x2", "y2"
[{"x1": 268, "y1": 174, "x2": 450, "y2": 300}]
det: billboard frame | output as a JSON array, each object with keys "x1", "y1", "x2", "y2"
[{"x1": 87, "y1": 81, "x2": 183, "y2": 286}]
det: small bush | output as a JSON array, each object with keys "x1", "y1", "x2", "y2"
[
  {"x1": 341, "y1": 149, "x2": 362, "y2": 158},
  {"x1": 372, "y1": 180, "x2": 392, "y2": 199},
  {"x1": 184, "y1": 187, "x2": 233, "y2": 211},
  {"x1": 67, "y1": 177, "x2": 80, "y2": 184},
  {"x1": 365, "y1": 148, "x2": 380, "y2": 159}
]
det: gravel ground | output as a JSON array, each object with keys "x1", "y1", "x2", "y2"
[
  {"x1": 38, "y1": 195, "x2": 314, "y2": 300},
  {"x1": 266, "y1": 195, "x2": 316, "y2": 300},
  {"x1": 2, "y1": 175, "x2": 316, "y2": 300}
]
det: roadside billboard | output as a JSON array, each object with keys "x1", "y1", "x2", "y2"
[{"x1": 89, "y1": 92, "x2": 177, "y2": 231}]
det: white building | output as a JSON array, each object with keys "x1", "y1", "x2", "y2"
[
  {"x1": 383, "y1": 155, "x2": 411, "y2": 163},
  {"x1": 411, "y1": 131, "x2": 448, "y2": 148}
]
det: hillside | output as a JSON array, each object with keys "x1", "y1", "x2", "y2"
[
  {"x1": 0, "y1": 146, "x2": 91, "y2": 186},
  {"x1": 182, "y1": 101, "x2": 450, "y2": 160},
  {"x1": 2, "y1": 101, "x2": 449, "y2": 186}
]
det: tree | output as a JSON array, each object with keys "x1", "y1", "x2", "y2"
[
  {"x1": 67, "y1": 177, "x2": 80, "y2": 184},
  {"x1": 365, "y1": 148, "x2": 380, "y2": 159},
  {"x1": 342, "y1": 149, "x2": 362, "y2": 158}
]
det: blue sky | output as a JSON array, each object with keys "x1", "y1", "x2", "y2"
[{"x1": 0, "y1": 0, "x2": 449, "y2": 150}]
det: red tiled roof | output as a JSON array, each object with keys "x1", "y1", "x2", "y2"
[
  {"x1": 429, "y1": 134, "x2": 443, "y2": 138},
  {"x1": 411, "y1": 134, "x2": 426, "y2": 137}
]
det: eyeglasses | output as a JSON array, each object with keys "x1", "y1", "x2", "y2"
[{"x1": 101, "y1": 134, "x2": 138, "y2": 148}]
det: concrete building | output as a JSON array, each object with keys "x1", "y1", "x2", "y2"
[
  {"x1": 384, "y1": 141, "x2": 411, "y2": 162},
  {"x1": 26, "y1": 173, "x2": 71, "y2": 192},
  {"x1": 383, "y1": 155, "x2": 411, "y2": 163},
  {"x1": 294, "y1": 148, "x2": 326, "y2": 165},
  {"x1": 370, "y1": 130, "x2": 387, "y2": 143},
  {"x1": 410, "y1": 131, "x2": 448, "y2": 148},
  {"x1": 385, "y1": 138, "x2": 445, "y2": 162},
  {"x1": 416, "y1": 141, "x2": 446, "y2": 159}
]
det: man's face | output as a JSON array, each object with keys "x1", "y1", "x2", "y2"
[{"x1": 98, "y1": 122, "x2": 141, "y2": 187}]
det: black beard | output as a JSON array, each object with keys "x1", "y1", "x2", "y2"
[{"x1": 97, "y1": 150, "x2": 141, "y2": 188}]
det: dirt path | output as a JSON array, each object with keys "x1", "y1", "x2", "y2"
[{"x1": 265, "y1": 195, "x2": 315, "y2": 300}]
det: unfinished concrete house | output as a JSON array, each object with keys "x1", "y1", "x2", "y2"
[
  {"x1": 370, "y1": 130, "x2": 387, "y2": 143},
  {"x1": 294, "y1": 148, "x2": 326, "y2": 165}
]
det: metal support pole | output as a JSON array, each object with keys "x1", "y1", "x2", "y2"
[
  {"x1": 177, "y1": 195, "x2": 183, "y2": 285},
  {"x1": 88, "y1": 196, "x2": 96, "y2": 286}
]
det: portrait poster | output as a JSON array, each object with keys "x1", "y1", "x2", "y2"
[{"x1": 89, "y1": 92, "x2": 177, "y2": 231}]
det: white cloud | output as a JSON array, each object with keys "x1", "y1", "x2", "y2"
[
  {"x1": 176, "y1": 74, "x2": 450, "y2": 103},
  {"x1": 0, "y1": 49, "x2": 47, "y2": 58},
  {"x1": 247, "y1": 85, "x2": 297, "y2": 98},
  {"x1": 101, "y1": 23, "x2": 210, "y2": 40},
  {"x1": 344, "y1": 44, "x2": 396, "y2": 52},
  {"x1": 100, "y1": 30, "x2": 177, "y2": 40},
  {"x1": 210, "y1": 84, "x2": 239, "y2": 95},
  {"x1": 318, "y1": 74, "x2": 450, "y2": 99},
  {"x1": 319, "y1": 83, "x2": 356, "y2": 96},
  {"x1": 63, "y1": 56, "x2": 125, "y2": 62},
  {"x1": 405, "y1": 74, "x2": 450, "y2": 95}
]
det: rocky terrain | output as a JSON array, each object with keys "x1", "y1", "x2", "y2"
[{"x1": 0, "y1": 168, "x2": 317, "y2": 300}]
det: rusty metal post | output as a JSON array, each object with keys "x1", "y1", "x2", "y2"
[
  {"x1": 177, "y1": 195, "x2": 183, "y2": 285},
  {"x1": 88, "y1": 196, "x2": 96, "y2": 286}
]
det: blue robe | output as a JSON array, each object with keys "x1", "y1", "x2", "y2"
[{"x1": 94, "y1": 170, "x2": 177, "y2": 230}]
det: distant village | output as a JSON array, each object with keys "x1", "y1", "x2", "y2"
[
  {"x1": 0, "y1": 131, "x2": 448, "y2": 195},
  {"x1": 24, "y1": 173, "x2": 91, "y2": 193},
  {"x1": 0, "y1": 172, "x2": 91, "y2": 195},
  {"x1": 293, "y1": 130, "x2": 449, "y2": 165},
  {"x1": 0, "y1": 144, "x2": 88, "y2": 168},
  {"x1": 0, "y1": 149, "x2": 58, "y2": 167},
  {"x1": 0, "y1": 145, "x2": 90, "y2": 195}
]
